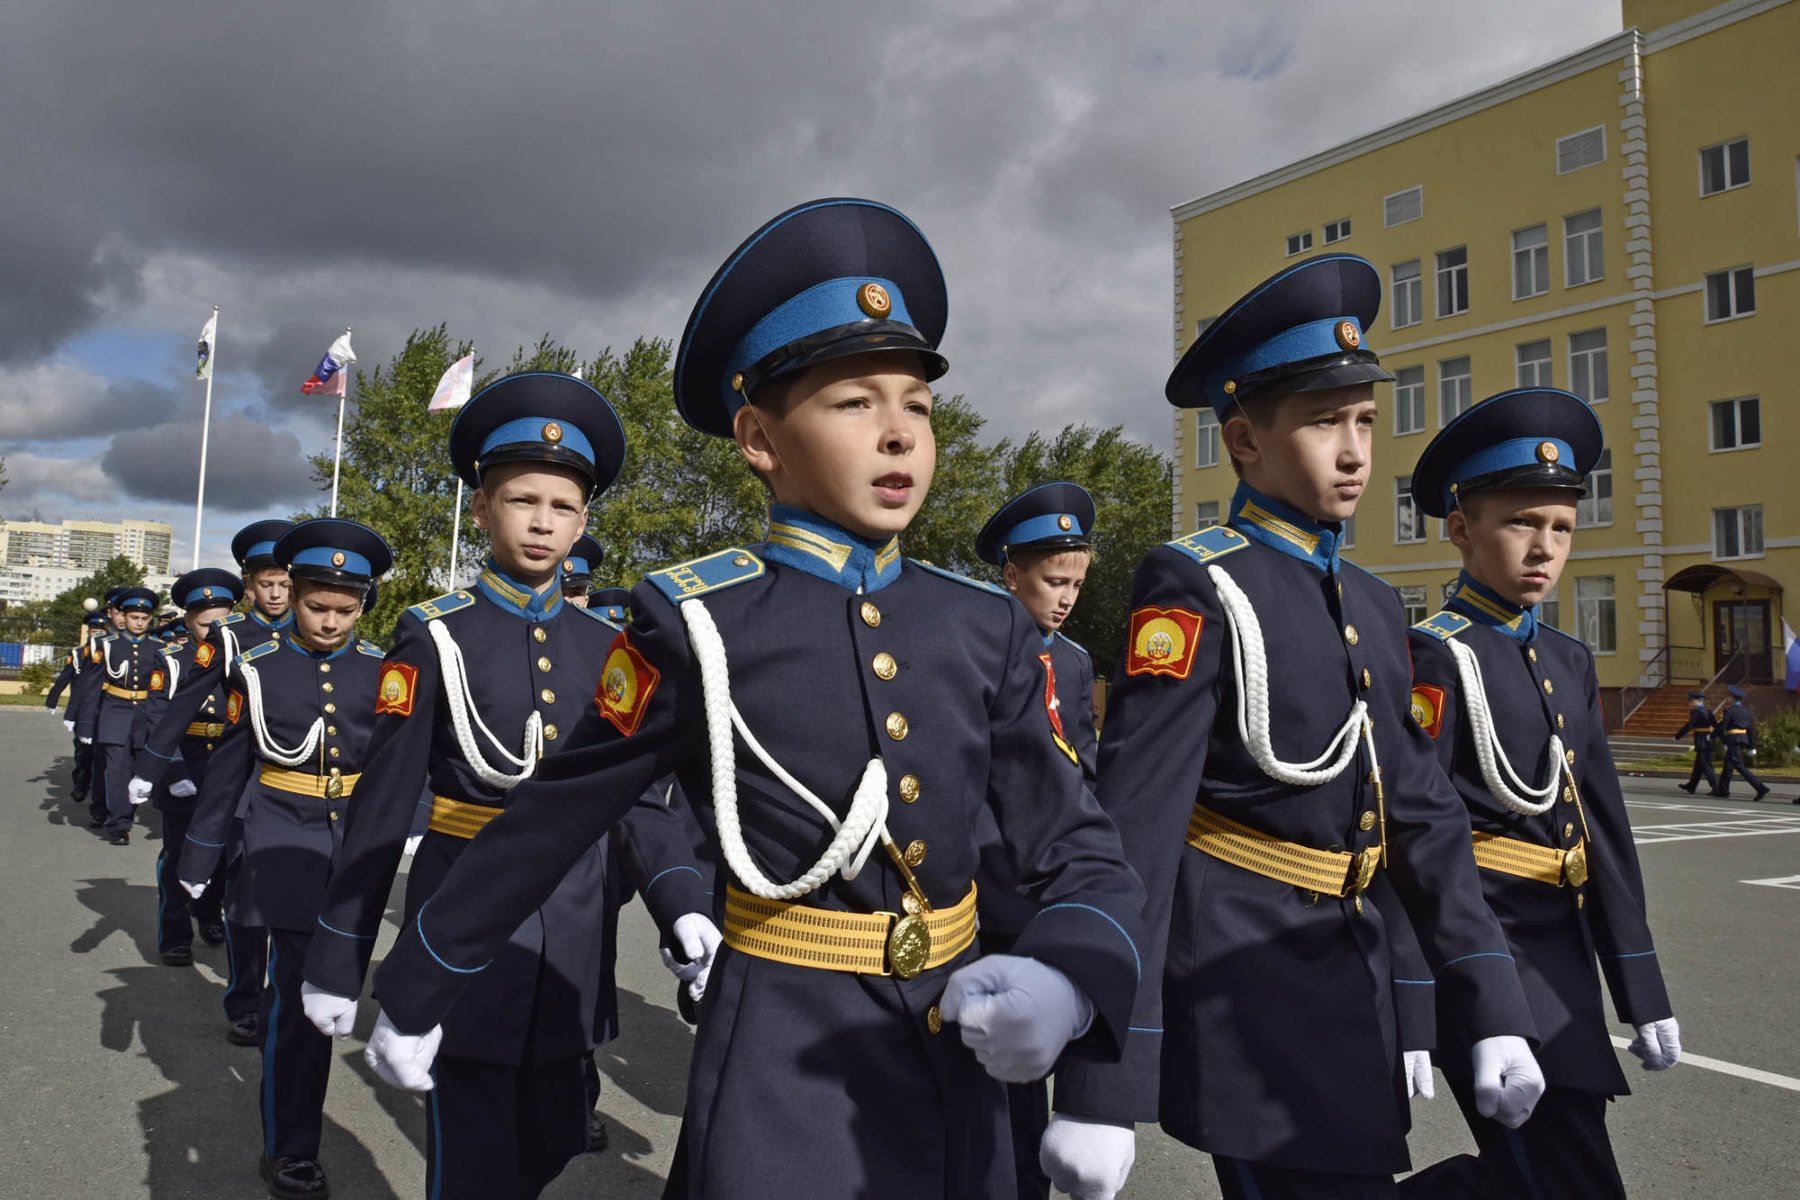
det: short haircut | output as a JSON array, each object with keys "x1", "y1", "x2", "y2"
[{"x1": 1006, "y1": 544, "x2": 1095, "y2": 572}]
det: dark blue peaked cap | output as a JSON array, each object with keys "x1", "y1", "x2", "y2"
[
  {"x1": 976, "y1": 482, "x2": 1097, "y2": 566},
  {"x1": 116, "y1": 587, "x2": 158, "y2": 613},
  {"x1": 589, "y1": 585, "x2": 633, "y2": 624},
  {"x1": 1411, "y1": 387, "x2": 1603, "y2": 519},
  {"x1": 449, "y1": 373, "x2": 626, "y2": 496},
  {"x1": 275, "y1": 518, "x2": 392, "y2": 592},
  {"x1": 232, "y1": 520, "x2": 297, "y2": 571},
  {"x1": 1168, "y1": 253, "x2": 1393, "y2": 415},
  {"x1": 675, "y1": 198, "x2": 949, "y2": 437},
  {"x1": 171, "y1": 567, "x2": 244, "y2": 610},
  {"x1": 562, "y1": 534, "x2": 604, "y2": 581}
]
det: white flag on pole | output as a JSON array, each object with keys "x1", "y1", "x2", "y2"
[
  {"x1": 428, "y1": 353, "x2": 476, "y2": 411},
  {"x1": 196, "y1": 311, "x2": 218, "y2": 379}
]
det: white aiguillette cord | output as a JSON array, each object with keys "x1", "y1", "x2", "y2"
[
  {"x1": 427, "y1": 620, "x2": 543, "y2": 789},
  {"x1": 680, "y1": 597, "x2": 894, "y2": 902},
  {"x1": 1446, "y1": 637, "x2": 1561, "y2": 816},
  {"x1": 239, "y1": 661, "x2": 324, "y2": 768}
]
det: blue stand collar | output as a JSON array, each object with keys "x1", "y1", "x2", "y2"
[
  {"x1": 251, "y1": 607, "x2": 295, "y2": 630},
  {"x1": 285, "y1": 633, "x2": 354, "y2": 661},
  {"x1": 1227, "y1": 483, "x2": 1344, "y2": 574},
  {"x1": 475, "y1": 560, "x2": 564, "y2": 621},
  {"x1": 761, "y1": 505, "x2": 904, "y2": 593},
  {"x1": 1445, "y1": 571, "x2": 1538, "y2": 642}
]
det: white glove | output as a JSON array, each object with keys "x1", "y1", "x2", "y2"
[
  {"x1": 403, "y1": 834, "x2": 423, "y2": 857},
  {"x1": 79, "y1": 736, "x2": 93, "y2": 745},
  {"x1": 1404, "y1": 1049, "x2": 1435, "y2": 1099},
  {"x1": 301, "y1": 982, "x2": 359, "y2": 1039},
  {"x1": 661, "y1": 912, "x2": 723, "y2": 1003},
  {"x1": 127, "y1": 776, "x2": 155, "y2": 806},
  {"x1": 169, "y1": 779, "x2": 198, "y2": 799},
  {"x1": 365, "y1": 1010, "x2": 443, "y2": 1091},
  {"x1": 62, "y1": 718, "x2": 75, "y2": 731},
  {"x1": 1471, "y1": 1035, "x2": 1544, "y2": 1129},
  {"x1": 1628, "y1": 1017, "x2": 1681, "y2": 1070},
  {"x1": 939, "y1": 954, "x2": 1094, "y2": 1083},
  {"x1": 180, "y1": 880, "x2": 207, "y2": 901},
  {"x1": 1040, "y1": 1114, "x2": 1135, "y2": 1200}
]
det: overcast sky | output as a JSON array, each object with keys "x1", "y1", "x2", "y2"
[{"x1": 1, "y1": 0, "x2": 1620, "y2": 568}]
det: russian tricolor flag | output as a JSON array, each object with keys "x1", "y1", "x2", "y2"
[
  {"x1": 302, "y1": 330, "x2": 357, "y2": 396},
  {"x1": 1784, "y1": 619, "x2": 1799, "y2": 693}
]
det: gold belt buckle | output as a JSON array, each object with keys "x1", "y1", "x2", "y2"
[
  {"x1": 206, "y1": 722, "x2": 224, "y2": 738},
  {"x1": 1562, "y1": 843, "x2": 1588, "y2": 888},
  {"x1": 886, "y1": 912, "x2": 931, "y2": 979},
  {"x1": 325, "y1": 770, "x2": 345, "y2": 801}
]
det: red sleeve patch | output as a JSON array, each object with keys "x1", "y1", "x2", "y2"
[
  {"x1": 375, "y1": 662, "x2": 419, "y2": 717},
  {"x1": 195, "y1": 642, "x2": 216, "y2": 669},
  {"x1": 1037, "y1": 653, "x2": 1080, "y2": 766},
  {"x1": 226, "y1": 690, "x2": 244, "y2": 725},
  {"x1": 596, "y1": 631, "x2": 660, "y2": 737},
  {"x1": 1125, "y1": 606, "x2": 1204, "y2": 679},
  {"x1": 1410, "y1": 685, "x2": 1447, "y2": 739},
  {"x1": 149, "y1": 670, "x2": 166, "y2": 693}
]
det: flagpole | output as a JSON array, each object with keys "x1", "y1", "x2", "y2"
[
  {"x1": 192, "y1": 305, "x2": 219, "y2": 569},
  {"x1": 447, "y1": 480, "x2": 465, "y2": 586},
  {"x1": 329, "y1": 326, "x2": 351, "y2": 517}
]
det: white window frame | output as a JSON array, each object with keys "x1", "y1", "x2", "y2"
[
  {"x1": 1539, "y1": 583, "x2": 1562, "y2": 631},
  {"x1": 1436, "y1": 247, "x2": 1469, "y2": 318},
  {"x1": 1437, "y1": 356, "x2": 1472, "y2": 427},
  {"x1": 1578, "y1": 448, "x2": 1613, "y2": 528},
  {"x1": 1286, "y1": 230, "x2": 1314, "y2": 257},
  {"x1": 1391, "y1": 260, "x2": 1422, "y2": 329},
  {"x1": 1704, "y1": 266, "x2": 1756, "y2": 322},
  {"x1": 1575, "y1": 576, "x2": 1617, "y2": 654},
  {"x1": 1384, "y1": 186, "x2": 1423, "y2": 228},
  {"x1": 1195, "y1": 500, "x2": 1221, "y2": 529},
  {"x1": 1323, "y1": 218, "x2": 1352, "y2": 244},
  {"x1": 1698, "y1": 137, "x2": 1751, "y2": 196},
  {"x1": 1194, "y1": 408, "x2": 1220, "y2": 469},
  {"x1": 1395, "y1": 476, "x2": 1424, "y2": 545},
  {"x1": 1708, "y1": 395, "x2": 1761, "y2": 452},
  {"x1": 1512, "y1": 224, "x2": 1549, "y2": 299},
  {"x1": 1564, "y1": 209, "x2": 1604, "y2": 288},
  {"x1": 1567, "y1": 329, "x2": 1609, "y2": 404},
  {"x1": 1341, "y1": 513, "x2": 1356, "y2": 550},
  {"x1": 1712, "y1": 505, "x2": 1764, "y2": 560},
  {"x1": 1398, "y1": 585, "x2": 1430, "y2": 626},
  {"x1": 1393, "y1": 366, "x2": 1425, "y2": 436},
  {"x1": 1515, "y1": 339, "x2": 1553, "y2": 388}
]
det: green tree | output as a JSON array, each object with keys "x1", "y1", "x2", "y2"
[
  {"x1": 0, "y1": 554, "x2": 149, "y2": 650},
  {"x1": 899, "y1": 395, "x2": 1008, "y2": 576}
]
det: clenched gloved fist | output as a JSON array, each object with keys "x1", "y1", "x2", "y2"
[
  {"x1": 1404, "y1": 1049, "x2": 1435, "y2": 1099},
  {"x1": 1628, "y1": 1017, "x2": 1681, "y2": 1070},
  {"x1": 1040, "y1": 1115, "x2": 1135, "y2": 1200},
  {"x1": 180, "y1": 879, "x2": 208, "y2": 901},
  {"x1": 939, "y1": 954, "x2": 1093, "y2": 1083},
  {"x1": 661, "y1": 912, "x2": 723, "y2": 1003},
  {"x1": 302, "y1": 983, "x2": 358, "y2": 1039},
  {"x1": 169, "y1": 779, "x2": 197, "y2": 799},
  {"x1": 366, "y1": 1010, "x2": 442, "y2": 1091},
  {"x1": 1471, "y1": 1036, "x2": 1544, "y2": 1129},
  {"x1": 127, "y1": 777, "x2": 155, "y2": 807}
]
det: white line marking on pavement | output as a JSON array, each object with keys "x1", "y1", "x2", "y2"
[
  {"x1": 1623, "y1": 799, "x2": 1773, "y2": 815},
  {"x1": 1609, "y1": 1037, "x2": 1800, "y2": 1094},
  {"x1": 1631, "y1": 817, "x2": 1800, "y2": 844},
  {"x1": 1741, "y1": 876, "x2": 1800, "y2": 890}
]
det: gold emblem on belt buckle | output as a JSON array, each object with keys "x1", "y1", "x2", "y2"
[
  {"x1": 1563, "y1": 844, "x2": 1588, "y2": 888},
  {"x1": 887, "y1": 913, "x2": 932, "y2": 979}
]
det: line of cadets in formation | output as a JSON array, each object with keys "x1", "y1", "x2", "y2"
[{"x1": 42, "y1": 198, "x2": 1690, "y2": 1200}]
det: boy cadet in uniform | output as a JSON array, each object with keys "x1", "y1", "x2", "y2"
[
  {"x1": 1397, "y1": 388, "x2": 1680, "y2": 1197},
  {"x1": 1044, "y1": 255, "x2": 1546, "y2": 1200},
  {"x1": 974, "y1": 481, "x2": 1099, "y2": 1200},
  {"x1": 1713, "y1": 686, "x2": 1774, "y2": 801},
  {"x1": 81, "y1": 586, "x2": 164, "y2": 845},
  {"x1": 177, "y1": 519, "x2": 391, "y2": 1200},
  {"x1": 358, "y1": 198, "x2": 1146, "y2": 1200},
  {"x1": 559, "y1": 532, "x2": 605, "y2": 606},
  {"x1": 1673, "y1": 691, "x2": 1719, "y2": 795},
  {"x1": 48, "y1": 611, "x2": 109, "y2": 802},
  {"x1": 66, "y1": 590, "x2": 128, "y2": 812},
  {"x1": 130, "y1": 567, "x2": 243, "y2": 965},
  {"x1": 588, "y1": 585, "x2": 633, "y2": 623},
  {"x1": 302, "y1": 375, "x2": 715, "y2": 1199},
  {"x1": 136, "y1": 519, "x2": 296, "y2": 1046}
]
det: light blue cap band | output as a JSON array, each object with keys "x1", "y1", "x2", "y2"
[
  {"x1": 480, "y1": 417, "x2": 596, "y2": 467},
  {"x1": 722, "y1": 276, "x2": 913, "y2": 413},
  {"x1": 1003, "y1": 512, "x2": 1086, "y2": 550},
  {"x1": 1443, "y1": 436, "x2": 1576, "y2": 510},
  {"x1": 242, "y1": 540, "x2": 278, "y2": 562},
  {"x1": 1205, "y1": 315, "x2": 1365, "y2": 400},
  {"x1": 289, "y1": 547, "x2": 374, "y2": 578},
  {"x1": 182, "y1": 587, "x2": 231, "y2": 607}
]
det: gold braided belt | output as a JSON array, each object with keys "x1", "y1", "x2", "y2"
[
  {"x1": 1471, "y1": 832, "x2": 1588, "y2": 888},
  {"x1": 185, "y1": 722, "x2": 226, "y2": 739},
  {"x1": 723, "y1": 882, "x2": 979, "y2": 978},
  {"x1": 1186, "y1": 803, "x2": 1382, "y2": 899},
  {"x1": 258, "y1": 765, "x2": 359, "y2": 799},
  {"x1": 428, "y1": 796, "x2": 502, "y2": 840},
  {"x1": 102, "y1": 684, "x2": 149, "y2": 701}
]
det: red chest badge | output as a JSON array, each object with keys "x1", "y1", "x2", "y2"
[
  {"x1": 1125, "y1": 606, "x2": 1204, "y2": 679},
  {"x1": 375, "y1": 662, "x2": 419, "y2": 717},
  {"x1": 1038, "y1": 653, "x2": 1080, "y2": 766},
  {"x1": 597, "y1": 631, "x2": 660, "y2": 737}
]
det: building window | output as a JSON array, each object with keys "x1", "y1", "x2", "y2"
[
  {"x1": 1436, "y1": 247, "x2": 1469, "y2": 317},
  {"x1": 1556, "y1": 125, "x2": 1607, "y2": 174},
  {"x1": 1286, "y1": 230, "x2": 1313, "y2": 256},
  {"x1": 1194, "y1": 409, "x2": 1220, "y2": 469},
  {"x1": 1564, "y1": 210, "x2": 1604, "y2": 287},
  {"x1": 1394, "y1": 366, "x2": 1426, "y2": 435},
  {"x1": 1323, "y1": 218, "x2": 1352, "y2": 244},
  {"x1": 1399, "y1": 585, "x2": 1430, "y2": 626},
  {"x1": 1195, "y1": 315, "x2": 1218, "y2": 338},
  {"x1": 1705, "y1": 267, "x2": 1755, "y2": 321},
  {"x1": 1195, "y1": 501, "x2": 1220, "y2": 529},
  {"x1": 1568, "y1": 329, "x2": 1609, "y2": 403},
  {"x1": 1710, "y1": 396, "x2": 1761, "y2": 451},
  {"x1": 1512, "y1": 225, "x2": 1549, "y2": 299},
  {"x1": 1699, "y1": 138, "x2": 1751, "y2": 195},
  {"x1": 1341, "y1": 513, "x2": 1356, "y2": 549},
  {"x1": 1713, "y1": 505, "x2": 1764, "y2": 559},
  {"x1": 1539, "y1": 584, "x2": 1561, "y2": 630},
  {"x1": 1576, "y1": 576, "x2": 1617, "y2": 653},
  {"x1": 1578, "y1": 448, "x2": 1613, "y2": 527},
  {"x1": 1438, "y1": 356, "x2": 1472, "y2": 426},
  {"x1": 1385, "y1": 185, "x2": 1423, "y2": 227},
  {"x1": 1515, "y1": 340, "x2": 1553, "y2": 387},
  {"x1": 1392, "y1": 260, "x2": 1422, "y2": 328},
  {"x1": 1395, "y1": 476, "x2": 1424, "y2": 544}
]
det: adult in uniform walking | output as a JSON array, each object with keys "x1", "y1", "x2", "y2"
[
  {"x1": 1713, "y1": 686, "x2": 1774, "y2": 801},
  {"x1": 1673, "y1": 692, "x2": 1718, "y2": 795},
  {"x1": 178, "y1": 519, "x2": 391, "y2": 1200},
  {"x1": 83, "y1": 586, "x2": 164, "y2": 845},
  {"x1": 1397, "y1": 387, "x2": 1679, "y2": 1198}
]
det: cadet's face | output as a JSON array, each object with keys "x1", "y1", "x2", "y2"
[
  {"x1": 1226, "y1": 385, "x2": 1376, "y2": 525},
  {"x1": 292, "y1": 583, "x2": 362, "y2": 650},
  {"x1": 123, "y1": 612, "x2": 151, "y2": 634},
  {"x1": 1448, "y1": 489, "x2": 1578, "y2": 608},
  {"x1": 248, "y1": 569, "x2": 292, "y2": 618},
  {"x1": 108, "y1": 608, "x2": 126, "y2": 629},
  {"x1": 185, "y1": 603, "x2": 233, "y2": 641},
  {"x1": 734, "y1": 351, "x2": 937, "y2": 540},
  {"x1": 1004, "y1": 550, "x2": 1091, "y2": 632},
  {"x1": 471, "y1": 465, "x2": 589, "y2": 589}
]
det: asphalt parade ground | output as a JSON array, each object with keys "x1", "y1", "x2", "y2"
[{"x1": 2, "y1": 706, "x2": 1795, "y2": 1198}]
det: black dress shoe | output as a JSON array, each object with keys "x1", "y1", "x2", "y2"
[
  {"x1": 586, "y1": 1110, "x2": 609, "y2": 1153},
  {"x1": 1754, "y1": 788, "x2": 1770, "y2": 802},
  {"x1": 1678, "y1": 782, "x2": 1697, "y2": 794},
  {"x1": 107, "y1": 831, "x2": 130, "y2": 845},
  {"x1": 71, "y1": 788, "x2": 88, "y2": 803},
  {"x1": 260, "y1": 1153, "x2": 330, "y2": 1198},
  {"x1": 1710, "y1": 790, "x2": 1729, "y2": 798},
  {"x1": 88, "y1": 815, "x2": 106, "y2": 829},
  {"x1": 160, "y1": 946, "x2": 194, "y2": 967},
  {"x1": 199, "y1": 921, "x2": 227, "y2": 946},
  {"x1": 228, "y1": 1014, "x2": 262, "y2": 1046}
]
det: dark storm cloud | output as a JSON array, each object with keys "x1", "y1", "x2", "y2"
[
  {"x1": 100, "y1": 411, "x2": 315, "y2": 511},
  {"x1": 0, "y1": 366, "x2": 181, "y2": 440}
]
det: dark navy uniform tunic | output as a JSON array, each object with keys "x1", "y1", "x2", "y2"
[
  {"x1": 88, "y1": 631, "x2": 168, "y2": 836},
  {"x1": 139, "y1": 640, "x2": 229, "y2": 946},
  {"x1": 137, "y1": 607, "x2": 295, "y2": 782},
  {"x1": 1674, "y1": 697, "x2": 1719, "y2": 793},
  {"x1": 1407, "y1": 576, "x2": 1671, "y2": 1097},
  {"x1": 374, "y1": 508, "x2": 1146, "y2": 1200},
  {"x1": 307, "y1": 564, "x2": 708, "y2": 1065},
  {"x1": 1715, "y1": 698, "x2": 1769, "y2": 797},
  {"x1": 1054, "y1": 486, "x2": 1535, "y2": 1178}
]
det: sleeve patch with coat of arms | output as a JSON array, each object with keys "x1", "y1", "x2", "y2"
[
  {"x1": 195, "y1": 642, "x2": 215, "y2": 668},
  {"x1": 1410, "y1": 685, "x2": 1446, "y2": 739},
  {"x1": 596, "y1": 631, "x2": 660, "y2": 737},
  {"x1": 375, "y1": 662, "x2": 419, "y2": 717},
  {"x1": 1125, "y1": 605, "x2": 1204, "y2": 679},
  {"x1": 226, "y1": 690, "x2": 244, "y2": 725}
]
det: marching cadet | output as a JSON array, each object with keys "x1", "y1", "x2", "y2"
[
  {"x1": 974, "y1": 481, "x2": 1099, "y2": 1200},
  {"x1": 1713, "y1": 686, "x2": 1775, "y2": 802},
  {"x1": 176, "y1": 519, "x2": 391, "y2": 1200},
  {"x1": 588, "y1": 585, "x2": 633, "y2": 624},
  {"x1": 129, "y1": 568, "x2": 244, "y2": 965},
  {"x1": 65, "y1": 593, "x2": 128, "y2": 805},
  {"x1": 48, "y1": 611, "x2": 109, "y2": 802},
  {"x1": 356, "y1": 198, "x2": 1146, "y2": 1200},
  {"x1": 136, "y1": 519, "x2": 295, "y2": 1046},
  {"x1": 559, "y1": 532, "x2": 605, "y2": 606},
  {"x1": 1673, "y1": 691, "x2": 1719, "y2": 795},
  {"x1": 1395, "y1": 387, "x2": 1680, "y2": 1198},
  {"x1": 1045, "y1": 256, "x2": 1545, "y2": 1200},
  {"x1": 80, "y1": 586, "x2": 164, "y2": 845},
  {"x1": 302, "y1": 375, "x2": 715, "y2": 1199}
]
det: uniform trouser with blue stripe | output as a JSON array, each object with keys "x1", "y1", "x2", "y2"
[
  {"x1": 262, "y1": 928, "x2": 332, "y2": 1160},
  {"x1": 1716, "y1": 745, "x2": 1767, "y2": 795},
  {"x1": 427, "y1": 1053, "x2": 587, "y2": 1199},
  {"x1": 221, "y1": 823, "x2": 269, "y2": 1021},
  {"x1": 98, "y1": 743, "x2": 137, "y2": 835},
  {"x1": 1213, "y1": 1156, "x2": 1397, "y2": 1199},
  {"x1": 1398, "y1": 1078, "x2": 1624, "y2": 1200},
  {"x1": 155, "y1": 807, "x2": 224, "y2": 952},
  {"x1": 71, "y1": 737, "x2": 94, "y2": 794},
  {"x1": 87, "y1": 746, "x2": 109, "y2": 826}
]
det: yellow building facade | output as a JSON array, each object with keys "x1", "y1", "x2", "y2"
[{"x1": 1171, "y1": 0, "x2": 1799, "y2": 714}]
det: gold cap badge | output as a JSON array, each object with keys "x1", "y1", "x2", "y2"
[
  {"x1": 1537, "y1": 441, "x2": 1560, "y2": 464},
  {"x1": 857, "y1": 282, "x2": 892, "y2": 318},
  {"x1": 542, "y1": 422, "x2": 563, "y2": 444},
  {"x1": 1057, "y1": 514, "x2": 1073, "y2": 531},
  {"x1": 331, "y1": 552, "x2": 347, "y2": 567},
  {"x1": 563, "y1": 559, "x2": 575, "y2": 572},
  {"x1": 1222, "y1": 379, "x2": 1238, "y2": 396},
  {"x1": 202, "y1": 587, "x2": 213, "y2": 598},
  {"x1": 1335, "y1": 320, "x2": 1361, "y2": 350}
]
